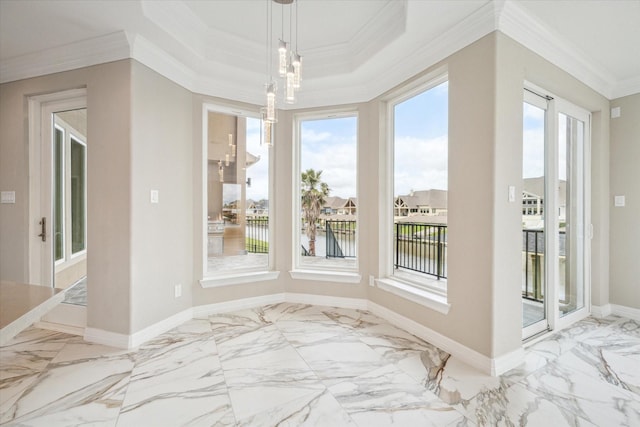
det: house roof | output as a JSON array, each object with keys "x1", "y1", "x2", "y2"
[{"x1": 396, "y1": 189, "x2": 447, "y2": 209}]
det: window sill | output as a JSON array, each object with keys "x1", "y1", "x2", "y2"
[
  {"x1": 375, "y1": 277, "x2": 451, "y2": 314},
  {"x1": 200, "y1": 270, "x2": 280, "y2": 288},
  {"x1": 289, "y1": 269, "x2": 361, "y2": 284}
]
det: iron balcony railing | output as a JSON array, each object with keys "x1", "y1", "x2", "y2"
[
  {"x1": 395, "y1": 222, "x2": 447, "y2": 279},
  {"x1": 326, "y1": 220, "x2": 356, "y2": 258},
  {"x1": 522, "y1": 229, "x2": 544, "y2": 302},
  {"x1": 245, "y1": 217, "x2": 268, "y2": 254},
  {"x1": 522, "y1": 229, "x2": 567, "y2": 303}
]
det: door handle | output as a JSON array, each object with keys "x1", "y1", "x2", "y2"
[{"x1": 38, "y1": 217, "x2": 46, "y2": 242}]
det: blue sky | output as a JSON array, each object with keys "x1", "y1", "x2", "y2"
[
  {"x1": 394, "y1": 81, "x2": 448, "y2": 195},
  {"x1": 300, "y1": 116, "x2": 357, "y2": 198}
]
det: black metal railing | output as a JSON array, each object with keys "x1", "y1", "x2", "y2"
[
  {"x1": 326, "y1": 220, "x2": 356, "y2": 258},
  {"x1": 395, "y1": 223, "x2": 447, "y2": 279},
  {"x1": 522, "y1": 229, "x2": 544, "y2": 302},
  {"x1": 522, "y1": 229, "x2": 566, "y2": 303},
  {"x1": 245, "y1": 217, "x2": 268, "y2": 253}
]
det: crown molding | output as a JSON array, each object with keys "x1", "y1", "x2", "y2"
[
  {"x1": 0, "y1": 31, "x2": 131, "y2": 84},
  {"x1": 498, "y1": 0, "x2": 617, "y2": 99},
  {"x1": 1, "y1": 0, "x2": 634, "y2": 102}
]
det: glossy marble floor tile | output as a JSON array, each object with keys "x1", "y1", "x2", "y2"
[{"x1": 1, "y1": 303, "x2": 638, "y2": 426}]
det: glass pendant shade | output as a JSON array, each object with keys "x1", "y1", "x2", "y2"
[
  {"x1": 225, "y1": 154, "x2": 230, "y2": 166},
  {"x1": 285, "y1": 64, "x2": 295, "y2": 104},
  {"x1": 278, "y1": 40, "x2": 288, "y2": 76},
  {"x1": 266, "y1": 83, "x2": 276, "y2": 122},
  {"x1": 292, "y1": 53, "x2": 302, "y2": 89},
  {"x1": 264, "y1": 120, "x2": 273, "y2": 147}
]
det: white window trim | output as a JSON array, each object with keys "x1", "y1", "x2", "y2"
[
  {"x1": 292, "y1": 109, "x2": 360, "y2": 273},
  {"x1": 378, "y1": 66, "x2": 450, "y2": 310},
  {"x1": 200, "y1": 271, "x2": 280, "y2": 288},
  {"x1": 289, "y1": 269, "x2": 361, "y2": 284},
  {"x1": 199, "y1": 102, "x2": 277, "y2": 284}
]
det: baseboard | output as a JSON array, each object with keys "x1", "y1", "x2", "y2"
[
  {"x1": 367, "y1": 301, "x2": 522, "y2": 376},
  {"x1": 84, "y1": 327, "x2": 132, "y2": 349},
  {"x1": 34, "y1": 320, "x2": 84, "y2": 337},
  {"x1": 285, "y1": 292, "x2": 369, "y2": 310},
  {"x1": 129, "y1": 308, "x2": 194, "y2": 348},
  {"x1": 192, "y1": 293, "x2": 286, "y2": 318},
  {"x1": 611, "y1": 304, "x2": 640, "y2": 321},
  {"x1": 591, "y1": 304, "x2": 612, "y2": 318}
]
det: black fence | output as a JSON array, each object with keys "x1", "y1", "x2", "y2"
[
  {"x1": 245, "y1": 217, "x2": 268, "y2": 253},
  {"x1": 522, "y1": 229, "x2": 544, "y2": 302},
  {"x1": 326, "y1": 220, "x2": 356, "y2": 258},
  {"x1": 395, "y1": 223, "x2": 447, "y2": 279}
]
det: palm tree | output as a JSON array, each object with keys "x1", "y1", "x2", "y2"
[{"x1": 301, "y1": 169, "x2": 330, "y2": 256}]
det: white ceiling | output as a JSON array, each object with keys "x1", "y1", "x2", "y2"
[{"x1": 1, "y1": 0, "x2": 638, "y2": 108}]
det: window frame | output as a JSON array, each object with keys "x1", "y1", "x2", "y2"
[
  {"x1": 377, "y1": 68, "x2": 451, "y2": 313},
  {"x1": 199, "y1": 102, "x2": 278, "y2": 288},
  {"x1": 290, "y1": 109, "x2": 361, "y2": 283},
  {"x1": 52, "y1": 117, "x2": 87, "y2": 270}
]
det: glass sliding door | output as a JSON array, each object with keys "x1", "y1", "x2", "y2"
[
  {"x1": 522, "y1": 90, "x2": 548, "y2": 337},
  {"x1": 557, "y1": 104, "x2": 588, "y2": 320},
  {"x1": 522, "y1": 89, "x2": 590, "y2": 339}
]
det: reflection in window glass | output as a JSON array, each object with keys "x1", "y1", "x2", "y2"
[
  {"x1": 206, "y1": 113, "x2": 269, "y2": 273},
  {"x1": 297, "y1": 115, "x2": 358, "y2": 270}
]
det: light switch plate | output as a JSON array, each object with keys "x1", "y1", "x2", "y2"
[
  {"x1": 1, "y1": 191, "x2": 16, "y2": 204},
  {"x1": 150, "y1": 190, "x2": 159, "y2": 204},
  {"x1": 614, "y1": 195, "x2": 625, "y2": 207},
  {"x1": 508, "y1": 185, "x2": 516, "y2": 202}
]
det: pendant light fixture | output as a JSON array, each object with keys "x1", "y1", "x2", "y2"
[{"x1": 262, "y1": 0, "x2": 302, "y2": 146}]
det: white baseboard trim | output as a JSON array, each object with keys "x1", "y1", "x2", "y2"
[
  {"x1": 610, "y1": 304, "x2": 640, "y2": 321},
  {"x1": 129, "y1": 308, "x2": 194, "y2": 348},
  {"x1": 367, "y1": 301, "x2": 522, "y2": 376},
  {"x1": 591, "y1": 304, "x2": 612, "y2": 318},
  {"x1": 34, "y1": 320, "x2": 84, "y2": 337},
  {"x1": 84, "y1": 327, "x2": 132, "y2": 349},
  {"x1": 285, "y1": 292, "x2": 369, "y2": 310},
  {"x1": 193, "y1": 293, "x2": 286, "y2": 318}
]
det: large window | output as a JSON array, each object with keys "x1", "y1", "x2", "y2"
[
  {"x1": 205, "y1": 110, "x2": 271, "y2": 275},
  {"x1": 389, "y1": 77, "x2": 448, "y2": 292},
  {"x1": 294, "y1": 113, "x2": 358, "y2": 272}
]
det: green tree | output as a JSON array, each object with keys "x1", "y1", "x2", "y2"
[{"x1": 301, "y1": 169, "x2": 330, "y2": 256}]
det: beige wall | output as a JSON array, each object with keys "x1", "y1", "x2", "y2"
[
  {"x1": 0, "y1": 61, "x2": 133, "y2": 335},
  {"x1": 610, "y1": 93, "x2": 640, "y2": 310},
  {"x1": 129, "y1": 61, "x2": 194, "y2": 332}
]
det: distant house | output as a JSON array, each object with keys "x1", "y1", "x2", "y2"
[
  {"x1": 394, "y1": 189, "x2": 447, "y2": 217},
  {"x1": 246, "y1": 199, "x2": 269, "y2": 216},
  {"x1": 321, "y1": 196, "x2": 357, "y2": 216},
  {"x1": 522, "y1": 177, "x2": 566, "y2": 220}
]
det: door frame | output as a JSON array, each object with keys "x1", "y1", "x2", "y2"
[
  {"x1": 522, "y1": 84, "x2": 592, "y2": 339},
  {"x1": 28, "y1": 88, "x2": 87, "y2": 287}
]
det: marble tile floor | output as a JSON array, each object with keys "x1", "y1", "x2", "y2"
[
  {"x1": 1, "y1": 303, "x2": 638, "y2": 426},
  {"x1": 62, "y1": 277, "x2": 87, "y2": 306}
]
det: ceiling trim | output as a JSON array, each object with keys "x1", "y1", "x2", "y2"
[
  {"x1": 498, "y1": 0, "x2": 620, "y2": 100},
  {"x1": 1, "y1": 0, "x2": 636, "y2": 101},
  {"x1": 0, "y1": 32, "x2": 131, "y2": 84}
]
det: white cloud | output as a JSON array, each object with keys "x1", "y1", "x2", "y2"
[
  {"x1": 301, "y1": 128, "x2": 332, "y2": 143},
  {"x1": 394, "y1": 135, "x2": 448, "y2": 195}
]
